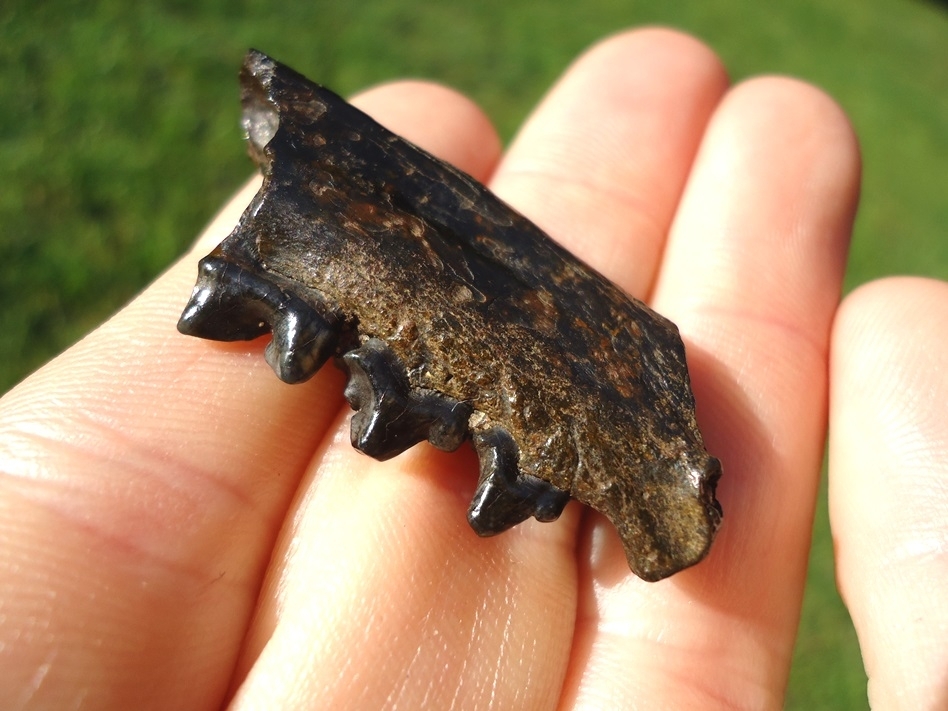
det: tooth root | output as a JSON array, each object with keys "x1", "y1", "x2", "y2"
[
  {"x1": 340, "y1": 339, "x2": 472, "y2": 461},
  {"x1": 178, "y1": 255, "x2": 339, "y2": 383},
  {"x1": 467, "y1": 428, "x2": 571, "y2": 536}
]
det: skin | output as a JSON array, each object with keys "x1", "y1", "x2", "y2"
[{"x1": 0, "y1": 27, "x2": 944, "y2": 710}]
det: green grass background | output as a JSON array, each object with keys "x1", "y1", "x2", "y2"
[{"x1": 2, "y1": 1, "x2": 947, "y2": 707}]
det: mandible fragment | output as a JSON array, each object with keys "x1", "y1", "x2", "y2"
[{"x1": 178, "y1": 51, "x2": 722, "y2": 581}]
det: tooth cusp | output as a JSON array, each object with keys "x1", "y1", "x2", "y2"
[
  {"x1": 340, "y1": 339, "x2": 472, "y2": 460},
  {"x1": 468, "y1": 428, "x2": 570, "y2": 535},
  {"x1": 264, "y1": 301, "x2": 339, "y2": 384},
  {"x1": 177, "y1": 255, "x2": 339, "y2": 383},
  {"x1": 177, "y1": 257, "x2": 273, "y2": 340}
]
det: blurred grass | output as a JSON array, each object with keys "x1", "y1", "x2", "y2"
[{"x1": 2, "y1": 0, "x2": 947, "y2": 707}]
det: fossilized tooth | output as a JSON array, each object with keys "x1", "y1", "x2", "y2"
[{"x1": 178, "y1": 50, "x2": 723, "y2": 581}]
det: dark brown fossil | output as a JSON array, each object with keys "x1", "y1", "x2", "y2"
[{"x1": 178, "y1": 50, "x2": 722, "y2": 581}]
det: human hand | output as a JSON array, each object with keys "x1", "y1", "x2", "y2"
[{"x1": 1, "y1": 28, "x2": 943, "y2": 709}]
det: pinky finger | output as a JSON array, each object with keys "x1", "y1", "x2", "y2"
[{"x1": 830, "y1": 276, "x2": 948, "y2": 709}]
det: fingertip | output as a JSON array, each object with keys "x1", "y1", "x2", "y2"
[
  {"x1": 492, "y1": 25, "x2": 730, "y2": 297},
  {"x1": 716, "y1": 75, "x2": 862, "y2": 231},
  {"x1": 658, "y1": 73, "x2": 861, "y2": 335},
  {"x1": 724, "y1": 73, "x2": 861, "y2": 172},
  {"x1": 584, "y1": 25, "x2": 729, "y2": 87},
  {"x1": 832, "y1": 276, "x2": 948, "y2": 412},
  {"x1": 831, "y1": 274, "x2": 948, "y2": 475},
  {"x1": 835, "y1": 275, "x2": 948, "y2": 342}
]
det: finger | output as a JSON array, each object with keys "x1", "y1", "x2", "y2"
[
  {"x1": 830, "y1": 277, "x2": 948, "y2": 710},
  {"x1": 563, "y1": 78, "x2": 860, "y2": 708},
  {"x1": 0, "y1": 81, "x2": 500, "y2": 710},
  {"x1": 227, "y1": 28, "x2": 730, "y2": 711},
  {"x1": 490, "y1": 27, "x2": 729, "y2": 298}
]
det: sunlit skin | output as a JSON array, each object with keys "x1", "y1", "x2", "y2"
[{"x1": 1, "y1": 28, "x2": 945, "y2": 710}]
